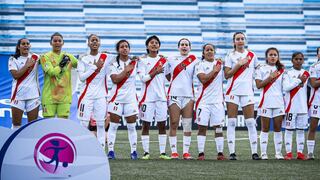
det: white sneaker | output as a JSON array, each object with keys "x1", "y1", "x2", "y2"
[
  {"x1": 261, "y1": 153, "x2": 268, "y2": 160},
  {"x1": 307, "y1": 153, "x2": 315, "y2": 160},
  {"x1": 275, "y1": 153, "x2": 284, "y2": 160}
]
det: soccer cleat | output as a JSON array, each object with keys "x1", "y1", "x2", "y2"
[
  {"x1": 142, "y1": 152, "x2": 150, "y2": 160},
  {"x1": 159, "y1": 153, "x2": 171, "y2": 160},
  {"x1": 275, "y1": 153, "x2": 284, "y2": 160},
  {"x1": 197, "y1": 152, "x2": 205, "y2": 160},
  {"x1": 217, "y1": 152, "x2": 226, "y2": 160},
  {"x1": 130, "y1": 151, "x2": 138, "y2": 160},
  {"x1": 252, "y1": 153, "x2": 261, "y2": 160},
  {"x1": 107, "y1": 151, "x2": 116, "y2": 160},
  {"x1": 183, "y1": 153, "x2": 193, "y2": 160},
  {"x1": 297, "y1": 152, "x2": 306, "y2": 160},
  {"x1": 284, "y1": 152, "x2": 293, "y2": 160},
  {"x1": 171, "y1": 152, "x2": 180, "y2": 159},
  {"x1": 307, "y1": 153, "x2": 315, "y2": 160},
  {"x1": 229, "y1": 153, "x2": 237, "y2": 160},
  {"x1": 261, "y1": 153, "x2": 268, "y2": 160}
]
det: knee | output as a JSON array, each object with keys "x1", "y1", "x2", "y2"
[
  {"x1": 141, "y1": 122, "x2": 149, "y2": 133},
  {"x1": 245, "y1": 118, "x2": 256, "y2": 128},
  {"x1": 182, "y1": 118, "x2": 192, "y2": 133},
  {"x1": 198, "y1": 125, "x2": 207, "y2": 136},
  {"x1": 127, "y1": 123, "x2": 136, "y2": 131},
  {"x1": 170, "y1": 119, "x2": 179, "y2": 129},
  {"x1": 158, "y1": 122, "x2": 166, "y2": 132},
  {"x1": 215, "y1": 126, "x2": 223, "y2": 136},
  {"x1": 227, "y1": 118, "x2": 237, "y2": 128}
]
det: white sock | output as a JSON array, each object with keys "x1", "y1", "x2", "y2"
[
  {"x1": 80, "y1": 120, "x2": 89, "y2": 128},
  {"x1": 296, "y1": 130, "x2": 305, "y2": 153},
  {"x1": 285, "y1": 130, "x2": 293, "y2": 153},
  {"x1": 107, "y1": 122, "x2": 118, "y2": 152},
  {"x1": 141, "y1": 135, "x2": 149, "y2": 153},
  {"x1": 127, "y1": 123, "x2": 137, "y2": 153},
  {"x1": 245, "y1": 118, "x2": 258, "y2": 154},
  {"x1": 260, "y1": 131, "x2": 269, "y2": 155},
  {"x1": 274, "y1": 131, "x2": 283, "y2": 154},
  {"x1": 227, "y1": 118, "x2": 236, "y2": 154},
  {"x1": 183, "y1": 136, "x2": 191, "y2": 154},
  {"x1": 11, "y1": 125, "x2": 20, "y2": 131},
  {"x1": 215, "y1": 136, "x2": 224, "y2": 153},
  {"x1": 158, "y1": 134, "x2": 167, "y2": 154},
  {"x1": 169, "y1": 136, "x2": 177, "y2": 153},
  {"x1": 197, "y1": 135, "x2": 206, "y2": 153},
  {"x1": 96, "y1": 120, "x2": 106, "y2": 149},
  {"x1": 307, "y1": 140, "x2": 315, "y2": 154}
]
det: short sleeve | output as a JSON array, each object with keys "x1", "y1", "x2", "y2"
[
  {"x1": 309, "y1": 64, "x2": 317, "y2": 78},
  {"x1": 253, "y1": 53, "x2": 260, "y2": 68},
  {"x1": 224, "y1": 52, "x2": 232, "y2": 68},
  {"x1": 195, "y1": 61, "x2": 205, "y2": 76},
  {"x1": 8, "y1": 56, "x2": 18, "y2": 71},
  {"x1": 109, "y1": 64, "x2": 119, "y2": 76},
  {"x1": 254, "y1": 66, "x2": 263, "y2": 80}
]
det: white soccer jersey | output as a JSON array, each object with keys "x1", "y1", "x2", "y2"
[
  {"x1": 77, "y1": 53, "x2": 114, "y2": 100},
  {"x1": 255, "y1": 64, "x2": 285, "y2": 108},
  {"x1": 137, "y1": 55, "x2": 168, "y2": 102},
  {"x1": 224, "y1": 49, "x2": 259, "y2": 96},
  {"x1": 167, "y1": 54, "x2": 200, "y2": 97},
  {"x1": 309, "y1": 60, "x2": 320, "y2": 106},
  {"x1": 8, "y1": 53, "x2": 40, "y2": 100},
  {"x1": 108, "y1": 58, "x2": 138, "y2": 103},
  {"x1": 283, "y1": 68, "x2": 309, "y2": 114},
  {"x1": 195, "y1": 60, "x2": 224, "y2": 105}
]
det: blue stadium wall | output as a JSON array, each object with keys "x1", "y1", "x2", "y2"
[{"x1": 1, "y1": 0, "x2": 320, "y2": 129}]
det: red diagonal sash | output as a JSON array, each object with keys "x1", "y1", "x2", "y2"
[
  {"x1": 258, "y1": 69, "x2": 284, "y2": 108},
  {"x1": 167, "y1": 55, "x2": 196, "y2": 96},
  {"x1": 11, "y1": 54, "x2": 38, "y2": 101},
  {"x1": 226, "y1": 51, "x2": 254, "y2": 95},
  {"x1": 78, "y1": 53, "x2": 107, "y2": 108},
  {"x1": 308, "y1": 78, "x2": 320, "y2": 109},
  {"x1": 285, "y1": 71, "x2": 310, "y2": 113},
  {"x1": 109, "y1": 60, "x2": 137, "y2": 103},
  {"x1": 195, "y1": 61, "x2": 222, "y2": 116},
  {"x1": 139, "y1": 57, "x2": 167, "y2": 107}
]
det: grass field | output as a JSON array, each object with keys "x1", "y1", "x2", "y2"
[{"x1": 108, "y1": 130, "x2": 320, "y2": 180}]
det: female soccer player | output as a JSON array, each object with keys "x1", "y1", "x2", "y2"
[
  {"x1": 107, "y1": 40, "x2": 139, "y2": 160},
  {"x1": 255, "y1": 47, "x2": 285, "y2": 160},
  {"x1": 9, "y1": 38, "x2": 40, "y2": 129},
  {"x1": 77, "y1": 34, "x2": 113, "y2": 150},
  {"x1": 40, "y1": 32, "x2": 78, "y2": 118},
  {"x1": 166, "y1": 38, "x2": 199, "y2": 160},
  {"x1": 195, "y1": 43, "x2": 225, "y2": 160},
  {"x1": 283, "y1": 52, "x2": 309, "y2": 160},
  {"x1": 138, "y1": 35, "x2": 171, "y2": 160},
  {"x1": 307, "y1": 47, "x2": 320, "y2": 160},
  {"x1": 224, "y1": 32, "x2": 260, "y2": 160}
]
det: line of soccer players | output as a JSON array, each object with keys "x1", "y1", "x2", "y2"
[{"x1": 8, "y1": 32, "x2": 320, "y2": 160}]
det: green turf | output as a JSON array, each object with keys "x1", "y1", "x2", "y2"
[{"x1": 108, "y1": 130, "x2": 320, "y2": 180}]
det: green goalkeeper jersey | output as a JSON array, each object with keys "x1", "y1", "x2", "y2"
[{"x1": 40, "y1": 51, "x2": 78, "y2": 104}]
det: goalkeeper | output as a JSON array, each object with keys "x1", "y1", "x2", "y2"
[{"x1": 40, "y1": 32, "x2": 78, "y2": 118}]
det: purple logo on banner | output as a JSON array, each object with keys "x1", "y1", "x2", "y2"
[{"x1": 34, "y1": 133, "x2": 76, "y2": 174}]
